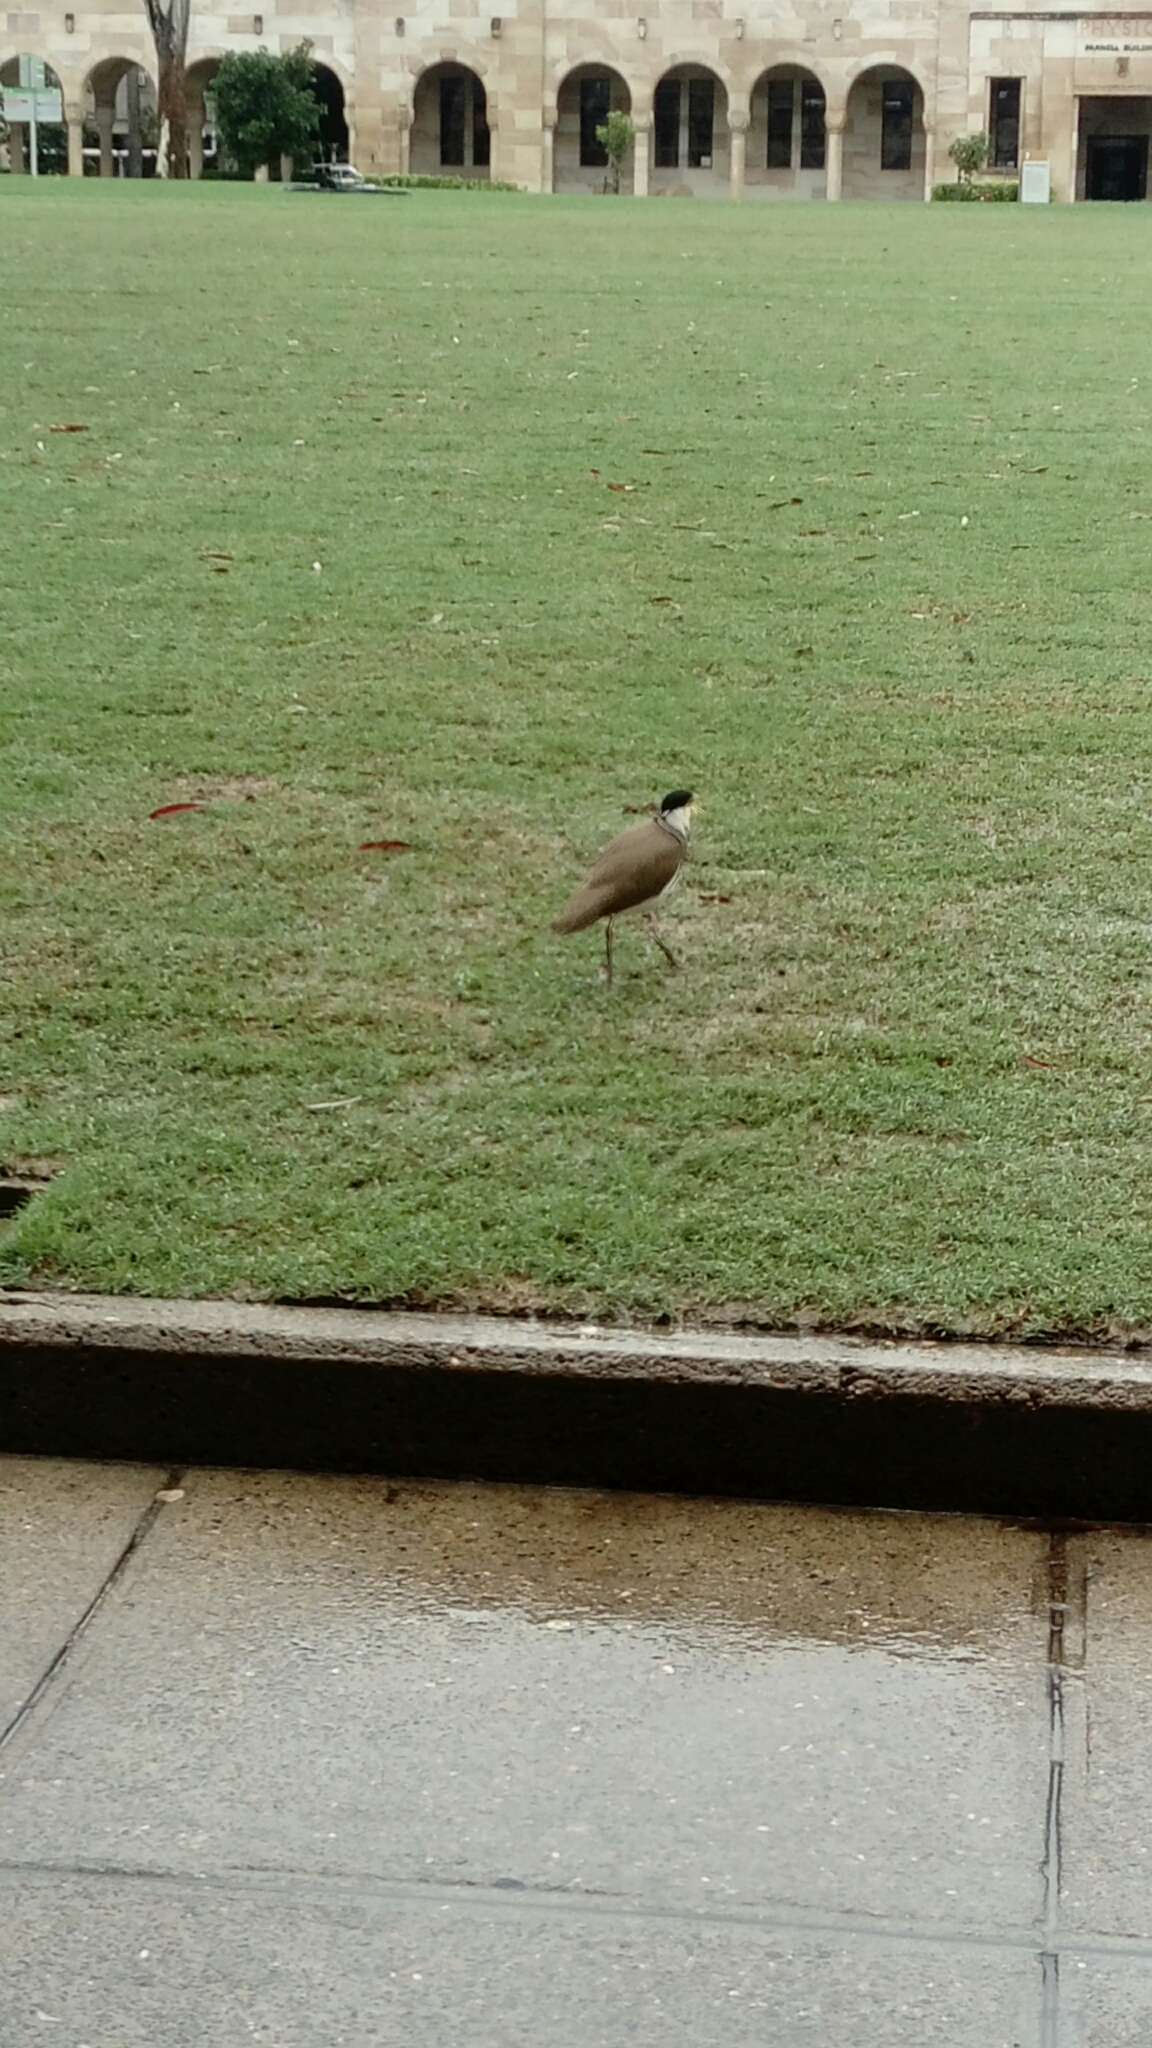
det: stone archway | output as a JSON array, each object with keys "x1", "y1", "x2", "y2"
[
  {"x1": 748, "y1": 65, "x2": 826, "y2": 198},
  {"x1": 311, "y1": 61, "x2": 348, "y2": 164},
  {"x1": 554, "y1": 63, "x2": 631, "y2": 192},
  {"x1": 411, "y1": 62, "x2": 490, "y2": 178},
  {"x1": 0, "y1": 56, "x2": 67, "y2": 174},
  {"x1": 650, "y1": 63, "x2": 730, "y2": 196},
  {"x1": 843, "y1": 64, "x2": 925, "y2": 199},
  {"x1": 84, "y1": 56, "x2": 157, "y2": 177}
]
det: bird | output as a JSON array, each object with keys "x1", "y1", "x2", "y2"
[{"x1": 551, "y1": 789, "x2": 695, "y2": 987}]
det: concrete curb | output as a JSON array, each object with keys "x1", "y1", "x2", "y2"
[{"x1": 3, "y1": 1290, "x2": 1152, "y2": 1519}]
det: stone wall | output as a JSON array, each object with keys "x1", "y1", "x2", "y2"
[{"x1": 7, "y1": 0, "x2": 1152, "y2": 199}]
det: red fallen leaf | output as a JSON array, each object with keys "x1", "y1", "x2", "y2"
[
  {"x1": 606, "y1": 482, "x2": 635, "y2": 494},
  {"x1": 589, "y1": 468, "x2": 601, "y2": 477},
  {"x1": 49, "y1": 423, "x2": 89, "y2": 433},
  {"x1": 149, "y1": 802, "x2": 205, "y2": 819},
  {"x1": 359, "y1": 839, "x2": 413, "y2": 854},
  {"x1": 935, "y1": 1056, "x2": 954, "y2": 1068},
  {"x1": 698, "y1": 893, "x2": 732, "y2": 904},
  {"x1": 1023, "y1": 1054, "x2": 1055, "y2": 1070}
]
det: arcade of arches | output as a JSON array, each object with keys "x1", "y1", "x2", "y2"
[
  {"x1": 5, "y1": 6, "x2": 1152, "y2": 202},
  {"x1": 0, "y1": 52, "x2": 348, "y2": 178}
]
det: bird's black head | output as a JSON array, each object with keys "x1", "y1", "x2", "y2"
[{"x1": 660, "y1": 789, "x2": 695, "y2": 814}]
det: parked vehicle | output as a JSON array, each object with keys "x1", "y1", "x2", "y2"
[{"x1": 288, "y1": 163, "x2": 403, "y2": 194}]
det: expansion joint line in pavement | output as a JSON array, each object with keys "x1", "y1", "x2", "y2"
[
  {"x1": 0, "y1": 1467, "x2": 184, "y2": 1761},
  {"x1": 1040, "y1": 1530, "x2": 1086, "y2": 2046}
]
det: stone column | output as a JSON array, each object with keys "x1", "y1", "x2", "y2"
[
  {"x1": 66, "y1": 109, "x2": 85, "y2": 177},
  {"x1": 8, "y1": 122, "x2": 26, "y2": 173},
  {"x1": 349, "y1": 102, "x2": 385, "y2": 174},
  {"x1": 397, "y1": 105, "x2": 411, "y2": 175},
  {"x1": 542, "y1": 117, "x2": 555, "y2": 194},
  {"x1": 1064, "y1": 96, "x2": 1080, "y2": 202},
  {"x1": 485, "y1": 111, "x2": 500, "y2": 184},
  {"x1": 729, "y1": 113, "x2": 748, "y2": 200},
  {"x1": 632, "y1": 116, "x2": 650, "y2": 196},
  {"x1": 188, "y1": 106, "x2": 205, "y2": 179},
  {"x1": 825, "y1": 113, "x2": 844, "y2": 200},
  {"x1": 922, "y1": 124, "x2": 936, "y2": 200},
  {"x1": 96, "y1": 106, "x2": 115, "y2": 176}
]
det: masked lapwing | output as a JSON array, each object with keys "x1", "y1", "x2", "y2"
[{"x1": 552, "y1": 790, "x2": 695, "y2": 986}]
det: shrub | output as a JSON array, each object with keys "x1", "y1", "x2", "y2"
[
  {"x1": 595, "y1": 109, "x2": 635, "y2": 194},
  {"x1": 933, "y1": 179, "x2": 1019, "y2": 202},
  {"x1": 948, "y1": 131, "x2": 990, "y2": 183},
  {"x1": 373, "y1": 173, "x2": 521, "y2": 191}
]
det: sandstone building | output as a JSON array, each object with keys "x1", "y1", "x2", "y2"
[{"x1": 4, "y1": 0, "x2": 1152, "y2": 199}]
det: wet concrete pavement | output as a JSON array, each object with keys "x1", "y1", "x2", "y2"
[{"x1": 0, "y1": 1462, "x2": 1148, "y2": 2045}]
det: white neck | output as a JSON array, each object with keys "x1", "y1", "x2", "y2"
[{"x1": 658, "y1": 805, "x2": 692, "y2": 845}]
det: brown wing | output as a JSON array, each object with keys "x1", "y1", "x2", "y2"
[{"x1": 552, "y1": 820, "x2": 684, "y2": 934}]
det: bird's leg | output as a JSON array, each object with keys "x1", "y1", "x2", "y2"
[
  {"x1": 646, "y1": 913, "x2": 680, "y2": 970},
  {"x1": 603, "y1": 917, "x2": 615, "y2": 988}
]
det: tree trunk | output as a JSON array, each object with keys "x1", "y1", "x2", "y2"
[
  {"x1": 158, "y1": 42, "x2": 189, "y2": 177},
  {"x1": 126, "y1": 65, "x2": 143, "y2": 177},
  {"x1": 145, "y1": 0, "x2": 192, "y2": 180}
]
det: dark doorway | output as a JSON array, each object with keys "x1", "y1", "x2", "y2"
[
  {"x1": 1085, "y1": 134, "x2": 1148, "y2": 200},
  {"x1": 311, "y1": 64, "x2": 349, "y2": 163}
]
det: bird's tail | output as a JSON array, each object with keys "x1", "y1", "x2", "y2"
[{"x1": 551, "y1": 886, "x2": 607, "y2": 935}]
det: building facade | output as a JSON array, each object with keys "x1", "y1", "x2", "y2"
[{"x1": 5, "y1": 0, "x2": 1152, "y2": 199}]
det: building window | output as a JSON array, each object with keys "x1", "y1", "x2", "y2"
[
  {"x1": 800, "y1": 79, "x2": 825, "y2": 169},
  {"x1": 766, "y1": 80, "x2": 793, "y2": 168},
  {"x1": 687, "y1": 77, "x2": 714, "y2": 167},
  {"x1": 989, "y1": 76, "x2": 1021, "y2": 167},
  {"x1": 654, "y1": 77, "x2": 679, "y2": 167},
  {"x1": 579, "y1": 75, "x2": 610, "y2": 166},
  {"x1": 880, "y1": 79, "x2": 914, "y2": 170},
  {"x1": 440, "y1": 74, "x2": 465, "y2": 166}
]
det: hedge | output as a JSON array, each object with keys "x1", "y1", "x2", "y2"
[
  {"x1": 373, "y1": 173, "x2": 521, "y2": 192},
  {"x1": 933, "y1": 180, "x2": 1020, "y2": 202}
]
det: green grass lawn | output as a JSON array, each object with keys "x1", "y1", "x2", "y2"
[{"x1": 4, "y1": 179, "x2": 1152, "y2": 1339}]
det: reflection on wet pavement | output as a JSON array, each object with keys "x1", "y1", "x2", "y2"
[{"x1": 0, "y1": 1457, "x2": 1137, "y2": 2045}]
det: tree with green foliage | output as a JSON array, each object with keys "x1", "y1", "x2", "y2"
[
  {"x1": 596, "y1": 109, "x2": 634, "y2": 194},
  {"x1": 213, "y1": 42, "x2": 319, "y2": 179},
  {"x1": 948, "y1": 131, "x2": 989, "y2": 183}
]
